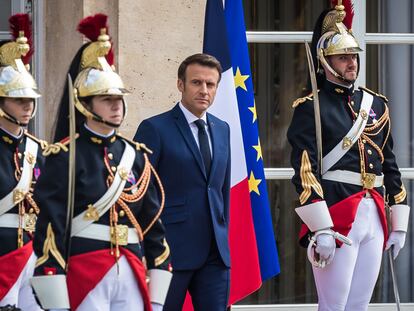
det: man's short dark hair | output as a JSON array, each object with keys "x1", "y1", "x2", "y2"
[{"x1": 178, "y1": 53, "x2": 222, "y2": 83}]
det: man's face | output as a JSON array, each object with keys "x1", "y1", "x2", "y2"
[
  {"x1": 91, "y1": 95, "x2": 124, "y2": 127},
  {"x1": 326, "y1": 53, "x2": 358, "y2": 83},
  {"x1": 1, "y1": 97, "x2": 34, "y2": 125},
  {"x1": 177, "y1": 63, "x2": 220, "y2": 118}
]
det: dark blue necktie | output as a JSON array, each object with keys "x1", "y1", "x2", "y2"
[{"x1": 194, "y1": 119, "x2": 211, "y2": 175}]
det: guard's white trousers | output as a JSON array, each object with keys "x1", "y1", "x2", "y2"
[
  {"x1": 76, "y1": 255, "x2": 144, "y2": 311},
  {"x1": 313, "y1": 197, "x2": 384, "y2": 311},
  {"x1": 0, "y1": 252, "x2": 43, "y2": 311}
]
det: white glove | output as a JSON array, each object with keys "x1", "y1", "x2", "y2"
[
  {"x1": 385, "y1": 231, "x2": 406, "y2": 259},
  {"x1": 151, "y1": 303, "x2": 163, "y2": 311},
  {"x1": 315, "y1": 231, "x2": 336, "y2": 265}
]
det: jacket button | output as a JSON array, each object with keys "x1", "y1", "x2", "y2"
[
  {"x1": 369, "y1": 163, "x2": 374, "y2": 169},
  {"x1": 367, "y1": 149, "x2": 372, "y2": 155}
]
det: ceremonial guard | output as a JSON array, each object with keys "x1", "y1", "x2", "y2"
[
  {"x1": 287, "y1": 1, "x2": 410, "y2": 310},
  {"x1": 30, "y1": 14, "x2": 172, "y2": 311},
  {"x1": 0, "y1": 14, "x2": 45, "y2": 311}
]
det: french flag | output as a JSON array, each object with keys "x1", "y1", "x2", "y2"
[{"x1": 185, "y1": 0, "x2": 280, "y2": 308}]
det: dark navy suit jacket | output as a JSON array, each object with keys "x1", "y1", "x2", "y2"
[{"x1": 134, "y1": 103, "x2": 231, "y2": 270}]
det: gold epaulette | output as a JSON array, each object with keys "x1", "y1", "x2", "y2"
[
  {"x1": 292, "y1": 92, "x2": 317, "y2": 108},
  {"x1": 24, "y1": 131, "x2": 49, "y2": 150},
  {"x1": 359, "y1": 86, "x2": 388, "y2": 103},
  {"x1": 42, "y1": 134, "x2": 79, "y2": 157},
  {"x1": 117, "y1": 133, "x2": 153, "y2": 154}
]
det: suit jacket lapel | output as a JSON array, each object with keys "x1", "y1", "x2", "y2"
[
  {"x1": 207, "y1": 114, "x2": 220, "y2": 181},
  {"x1": 172, "y1": 104, "x2": 207, "y2": 179}
]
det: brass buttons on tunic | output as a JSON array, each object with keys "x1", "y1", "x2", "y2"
[
  {"x1": 369, "y1": 163, "x2": 374, "y2": 169},
  {"x1": 367, "y1": 149, "x2": 372, "y2": 155},
  {"x1": 119, "y1": 210, "x2": 125, "y2": 217},
  {"x1": 108, "y1": 153, "x2": 113, "y2": 160}
]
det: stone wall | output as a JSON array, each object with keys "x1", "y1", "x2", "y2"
[{"x1": 40, "y1": 0, "x2": 205, "y2": 140}]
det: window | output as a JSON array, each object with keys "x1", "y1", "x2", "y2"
[
  {"x1": 237, "y1": 0, "x2": 414, "y2": 307},
  {"x1": 0, "y1": 1, "x2": 12, "y2": 39}
]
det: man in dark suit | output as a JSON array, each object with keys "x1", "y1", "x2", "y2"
[{"x1": 134, "y1": 53, "x2": 231, "y2": 311}]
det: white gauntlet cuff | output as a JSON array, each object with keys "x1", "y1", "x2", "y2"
[
  {"x1": 391, "y1": 204, "x2": 410, "y2": 232},
  {"x1": 31, "y1": 274, "x2": 70, "y2": 309},
  {"x1": 148, "y1": 269, "x2": 173, "y2": 305},
  {"x1": 295, "y1": 201, "x2": 333, "y2": 232}
]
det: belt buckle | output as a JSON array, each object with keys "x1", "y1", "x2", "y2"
[
  {"x1": 111, "y1": 224, "x2": 129, "y2": 246},
  {"x1": 23, "y1": 213, "x2": 37, "y2": 233},
  {"x1": 362, "y1": 173, "x2": 376, "y2": 189}
]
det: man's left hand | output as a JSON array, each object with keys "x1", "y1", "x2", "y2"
[{"x1": 385, "y1": 231, "x2": 406, "y2": 259}]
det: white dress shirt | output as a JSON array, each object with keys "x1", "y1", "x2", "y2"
[{"x1": 179, "y1": 102, "x2": 213, "y2": 157}]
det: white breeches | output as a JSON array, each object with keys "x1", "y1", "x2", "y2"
[
  {"x1": 76, "y1": 255, "x2": 144, "y2": 311},
  {"x1": 313, "y1": 197, "x2": 384, "y2": 311},
  {"x1": 0, "y1": 252, "x2": 43, "y2": 311}
]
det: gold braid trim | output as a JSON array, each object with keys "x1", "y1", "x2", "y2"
[
  {"x1": 42, "y1": 143, "x2": 69, "y2": 156},
  {"x1": 116, "y1": 200, "x2": 144, "y2": 241},
  {"x1": 299, "y1": 150, "x2": 324, "y2": 205},
  {"x1": 360, "y1": 102, "x2": 391, "y2": 162},
  {"x1": 142, "y1": 162, "x2": 165, "y2": 235},
  {"x1": 361, "y1": 134, "x2": 384, "y2": 163},
  {"x1": 25, "y1": 193, "x2": 40, "y2": 214},
  {"x1": 35, "y1": 223, "x2": 66, "y2": 270},
  {"x1": 105, "y1": 152, "x2": 163, "y2": 240},
  {"x1": 394, "y1": 184, "x2": 407, "y2": 204},
  {"x1": 381, "y1": 112, "x2": 391, "y2": 150},
  {"x1": 106, "y1": 155, "x2": 150, "y2": 241},
  {"x1": 116, "y1": 133, "x2": 153, "y2": 154},
  {"x1": 292, "y1": 92, "x2": 316, "y2": 108},
  {"x1": 154, "y1": 238, "x2": 170, "y2": 267},
  {"x1": 359, "y1": 86, "x2": 388, "y2": 103},
  {"x1": 42, "y1": 134, "x2": 79, "y2": 157},
  {"x1": 363, "y1": 102, "x2": 390, "y2": 136},
  {"x1": 24, "y1": 131, "x2": 49, "y2": 150}
]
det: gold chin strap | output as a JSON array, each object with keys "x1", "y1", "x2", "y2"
[
  {"x1": 0, "y1": 96, "x2": 37, "y2": 126},
  {"x1": 318, "y1": 48, "x2": 358, "y2": 84},
  {"x1": 73, "y1": 88, "x2": 125, "y2": 129},
  {"x1": 0, "y1": 107, "x2": 22, "y2": 126}
]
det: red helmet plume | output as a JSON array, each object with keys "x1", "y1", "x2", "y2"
[
  {"x1": 8, "y1": 13, "x2": 33, "y2": 65},
  {"x1": 77, "y1": 13, "x2": 114, "y2": 66}
]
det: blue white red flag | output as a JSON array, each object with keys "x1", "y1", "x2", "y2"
[{"x1": 203, "y1": 0, "x2": 280, "y2": 304}]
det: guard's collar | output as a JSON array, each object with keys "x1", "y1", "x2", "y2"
[
  {"x1": 0, "y1": 127, "x2": 23, "y2": 148},
  {"x1": 323, "y1": 79, "x2": 355, "y2": 96},
  {"x1": 82, "y1": 123, "x2": 117, "y2": 146}
]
